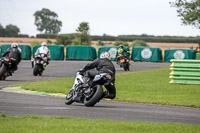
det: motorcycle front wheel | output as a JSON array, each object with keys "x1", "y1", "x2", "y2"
[
  {"x1": 84, "y1": 85, "x2": 103, "y2": 107},
  {"x1": 33, "y1": 64, "x2": 39, "y2": 76},
  {"x1": 65, "y1": 89, "x2": 74, "y2": 105},
  {"x1": 0, "y1": 65, "x2": 7, "y2": 80}
]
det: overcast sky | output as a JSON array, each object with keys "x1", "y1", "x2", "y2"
[{"x1": 0, "y1": 0, "x2": 199, "y2": 37}]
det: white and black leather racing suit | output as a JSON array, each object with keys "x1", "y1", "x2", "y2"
[{"x1": 80, "y1": 58, "x2": 116, "y2": 99}]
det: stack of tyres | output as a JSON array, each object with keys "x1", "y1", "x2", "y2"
[{"x1": 169, "y1": 59, "x2": 200, "y2": 85}]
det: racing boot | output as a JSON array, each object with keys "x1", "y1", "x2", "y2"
[{"x1": 102, "y1": 91, "x2": 110, "y2": 98}]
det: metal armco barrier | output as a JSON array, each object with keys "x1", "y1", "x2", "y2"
[{"x1": 169, "y1": 59, "x2": 200, "y2": 85}]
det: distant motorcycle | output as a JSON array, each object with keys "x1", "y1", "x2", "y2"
[
  {"x1": 118, "y1": 55, "x2": 130, "y2": 71},
  {"x1": 32, "y1": 53, "x2": 48, "y2": 76},
  {"x1": 0, "y1": 57, "x2": 14, "y2": 80},
  {"x1": 65, "y1": 71, "x2": 113, "y2": 107}
]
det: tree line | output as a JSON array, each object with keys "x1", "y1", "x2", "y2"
[
  {"x1": 91, "y1": 34, "x2": 199, "y2": 43},
  {"x1": 35, "y1": 33, "x2": 199, "y2": 43}
]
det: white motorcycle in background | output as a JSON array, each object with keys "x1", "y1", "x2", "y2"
[{"x1": 32, "y1": 53, "x2": 48, "y2": 76}]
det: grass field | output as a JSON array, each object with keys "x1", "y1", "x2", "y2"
[
  {"x1": 11, "y1": 67, "x2": 200, "y2": 107},
  {"x1": 0, "y1": 114, "x2": 199, "y2": 133}
]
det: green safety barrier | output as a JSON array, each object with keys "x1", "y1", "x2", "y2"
[
  {"x1": 0, "y1": 44, "x2": 31, "y2": 60},
  {"x1": 164, "y1": 49, "x2": 196, "y2": 63},
  {"x1": 66, "y1": 45, "x2": 96, "y2": 60},
  {"x1": 131, "y1": 47, "x2": 162, "y2": 62},
  {"x1": 33, "y1": 45, "x2": 64, "y2": 60},
  {"x1": 98, "y1": 46, "x2": 129, "y2": 61},
  {"x1": 169, "y1": 59, "x2": 200, "y2": 85}
]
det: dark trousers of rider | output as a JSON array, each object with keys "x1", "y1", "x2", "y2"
[
  {"x1": 104, "y1": 83, "x2": 116, "y2": 99},
  {"x1": 85, "y1": 70, "x2": 116, "y2": 99}
]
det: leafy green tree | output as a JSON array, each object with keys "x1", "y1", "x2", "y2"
[
  {"x1": 5, "y1": 24, "x2": 20, "y2": 37},
  {"x1": 0, "y1": 24, "x2": 20, "y2": 37},
  {"x1": 34, "y1": 8, "x2": 62, "y2": 34},
  {"x1": 0, "y1": 24, "x2": 5, "y2": 37},
  {"x1": 76, "y1": 22, "x2": 90, "y2": 34},
  {"x1": 170, "y1": 0, "x2": 200, "y2": 29},
  {"x1": 131, "y1": 40, "x2": 149, "y2": 47},
  {"x1": 55, "y1": 34, "x2": 71, "y2": 46},
  {"x1": 74, "y1": 22, "x2": 91, "y2": 45},
  {"x1": 114, "y1": 41, "x2": 129, "y2": 47}
]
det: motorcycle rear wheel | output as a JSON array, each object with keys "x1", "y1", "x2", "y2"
[
  {"x1": 122, "y1": 63, "x2": 128, "y2": 71},
  {"x1": 65, "y1": 89, "x2": 74, "y2": 105},
  {"x1": 84, "y1": 85, "x2": 103, "y2": 107}
]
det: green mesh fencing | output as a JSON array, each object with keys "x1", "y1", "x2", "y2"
[
  {"x1": 98, "y1": 46, "x2": 130, "y2": 61},
  {"x1": 131, "y1": 47, "x2": 162, "y2": 62},
  {"x1": 164, "y1": 49, "x2": 196, "y2": 63},
  {"x1": 33, "y1": 45, "x2": 64, "y2": 60},
  {"x1": 169, "y1": 59, "x2": 200, "y2": 85},
  {"x1": 0, "y1": 44, "x2": 31, "y2": 60},
  {"x1": 66, "y1": 45, "x2": 97, "y2": 60}
]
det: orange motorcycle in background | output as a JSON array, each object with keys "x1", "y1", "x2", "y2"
[{"x1": 118, "y1": 55, "x2": 130, "y2": 71}]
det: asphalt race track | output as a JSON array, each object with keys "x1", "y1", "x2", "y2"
[{"x1": 0, "y1": 60, "x2": 200, "y2": 125}]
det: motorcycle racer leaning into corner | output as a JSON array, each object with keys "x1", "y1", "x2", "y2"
[
  {"x1": 0, "y1": 43, "x2": 21, "y2": 75},
  {"x1": 79, "y1": 51, "x2": 116, "y2": 99}
]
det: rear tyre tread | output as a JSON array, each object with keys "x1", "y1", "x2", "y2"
[{"x1": 84, "y1": 85, "x2": 103, "y2": 107}]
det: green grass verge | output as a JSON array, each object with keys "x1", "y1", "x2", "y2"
[
  {"x1": 11, "y1": 67, "x2": 200, "y2": 107},
  {"x1": 0, "y1": 114, "x2": 199, "y2": 133}
]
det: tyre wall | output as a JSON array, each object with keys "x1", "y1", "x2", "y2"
[
  {"x1": 169, "y1": 59, "x2": 200, "y2": 85},
  {"x1": 66, "y1": 45, "x2": 97, "y2": 60},
  {"x1": 131, "y1": 47, "x2": 162, "y2": 62},
  {"x1": 164, "y1": 49, "x2": 196, "y2": 63},
  {"x1": 98, "y1": 46, "x2": 129, "y2": 61},
  {"x1": 33, "y1": 45, "x2": 64, "y2": 60}
]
